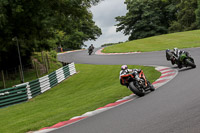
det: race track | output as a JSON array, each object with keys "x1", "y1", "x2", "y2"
[{"x1": 54, "y1": 47, "x2": 200, "y2": 133}]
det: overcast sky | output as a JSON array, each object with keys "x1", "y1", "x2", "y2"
[{"x1": 85, "y1": 0, "x2": 128, "y2": 48}]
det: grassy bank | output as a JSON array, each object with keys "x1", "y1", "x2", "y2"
[
  {"x1": 0, "y1": 51, "x2": 62, "y2": 89},
  {"x1": 102, "y1": 30, "x2": 200, "y2": 53},
  {"x1": 0, "y1": 64, "x2": 161, "y2": 133}
]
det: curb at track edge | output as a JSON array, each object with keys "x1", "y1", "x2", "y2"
[{"x1": 32, "y1": 65, "x2": 178, "y2": 133}]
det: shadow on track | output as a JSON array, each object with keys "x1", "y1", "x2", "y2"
[{"x1": 178, "y1": 67, "x2": 196, "y2": 72}]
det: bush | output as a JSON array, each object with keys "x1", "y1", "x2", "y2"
[{"x1": 49, "y1": 50, "x2": 57, "y2": 59}]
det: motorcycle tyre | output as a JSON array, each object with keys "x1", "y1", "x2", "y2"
[
  {"x1": 166, "y1": 51, "x2": 171, "y2": 61},
  {"x1": 148, "y1": 81, "x2": 155, "y2": 91},
  {"x1": 129, "y1": 82, "x2": 145, "y2": 97},
  {"x1": 150, "y1": 84, "x2": 155, "y2": 91},
  {"x1": 171, "y1": 59, "x2": 175, "y2": 65},
  {"x1": 185, "y1": 59, "x2": 196, "y2": 68}
]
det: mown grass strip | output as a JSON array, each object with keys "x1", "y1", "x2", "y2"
[
  {"x1": 0, "y1": 64, "x2": 161, "y2": 133},
  {"x1": 102, "y1": 30, "x2": 200, "y2": 53}
]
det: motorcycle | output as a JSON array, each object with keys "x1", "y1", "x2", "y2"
[
  {"x1": 166, "y1": 49, "x2": 196, "y2": 68},
  {"x1": 120, "y1": 70, "x2": 155, "y2": 97},
  {"x1": 88, "y1": 49, "x2": 93, "y2": 55}
]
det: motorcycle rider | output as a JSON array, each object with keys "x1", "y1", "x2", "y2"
[
  {"x1": 172, "y1": 48, "x2": 189, "y2": 68},
  {"x1": 119, "y1": 65, "x2": 141, "y2": 87},
  {"x1": 88, "y1": 44, "x2": 94, "y2": 54},
  {"x1": 172, "y1": 48, "x2": 181, "y2": 58}
]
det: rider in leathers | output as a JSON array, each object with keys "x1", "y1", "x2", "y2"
[
  {"x1": 119, "y1": 65, "x2": 141, "y2": 87},
  {"x1": 88, "y1": 44, "x2": 94, "y2": 54},
  {"x1": 172, "y1": 48, "x2": 189, "y2": 68}
]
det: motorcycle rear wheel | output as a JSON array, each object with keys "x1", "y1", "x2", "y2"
[{"x1": 129, "y1": 82, "x2": 145, "y2": 97}]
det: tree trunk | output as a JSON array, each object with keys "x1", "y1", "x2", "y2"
[{"x1": 1, "y1": 70, "x2": 6, "y2": 89}]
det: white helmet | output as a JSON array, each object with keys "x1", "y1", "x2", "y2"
[
  {"x1": 121, "y1": 65, "x2": 128, "y2": 70},
  {"x1": 173, "y1": 47, "x2": 178, "y2": 55}
]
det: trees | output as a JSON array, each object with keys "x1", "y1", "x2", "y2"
[
  {"x1": 169, "y1": 0, "x2": 198, "y2": 32},
  {"x1": 196, "y1": 0, "x2": 200, "y2": 28},
  {"x1": 116, "y1": 0, "x2": 168, "y2": 41},
  {"x1": 60, "y1": 10, "x2": 102, "y2": 49},
  {"x1": 0, "y1": 0, "x2": 102, "y2": 69},
  {"x1": 116, "y1": 0, "x2": 199, "y2": 40}
]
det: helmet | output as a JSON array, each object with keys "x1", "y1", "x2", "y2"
[
  {"x1": 173, "y1": 47, "x2": 178, "y2": 55},
  {"x1": 121, "y1": 65, "x2": 128, "y2": 70},
  {"x1": 173, "y1": 47, "x2": 178, "y2": 51}
]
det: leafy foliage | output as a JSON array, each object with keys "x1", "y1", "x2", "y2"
[
  {"x1": 196, "y1": 0, "x2": 200, "y2": 28},
  {"x1": 116, "y1": 0, "x2": 169, "y2": 40},
  {"x1": 115, "y1": 0, "x2": 199, "y2": 41},
  {"x1": 0, "y1": 0, "x2": 102, "y2": 69},
  {"x1": 169, "y1": 0, "x2": 198, "y2": 32}
]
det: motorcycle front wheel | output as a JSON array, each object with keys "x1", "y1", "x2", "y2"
[
  {"x1": 185, "y1": 59, "x2": 196, "y2": 68},
  {"x1": 147, "y1": 81, "x2": 155, "y2": 91},
  {"x1": 129, "y1": 82, "x2": 145, "y2": 97},
  {"x1": 88, "y1": 51, "x2": 92, "y2": 55}
]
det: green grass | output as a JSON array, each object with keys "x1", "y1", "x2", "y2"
[
  {"x1": 102, "y1": 30, "x2": 200, "y2": 53},
  {"x1": 32, "y1": 51, "x2": 62, "y2": 73},
  {"x1": 0, "y1": 64, "x2": 161, "y2": 133}
]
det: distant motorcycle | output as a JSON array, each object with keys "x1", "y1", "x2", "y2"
[
  {"x1": 120, "y1": 70, "x2": 155, "y2": 97},
  {"x1": 166, "y1": 49, "x2": 196, "y2": 68},
  {"x1": 88, "y1": 49, "x2": 93, "y2": 55}
]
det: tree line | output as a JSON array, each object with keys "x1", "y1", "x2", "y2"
[
  {"x1": 0, "y1": 0, "x2": 103, "y2": 70},
  {"x1": 116, "y1": 0, "x2": 200, "y2": 41}
]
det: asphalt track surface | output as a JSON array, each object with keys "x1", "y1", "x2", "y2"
[{"x1": 55, "y1": 48, "x2": 200, "y2": 133}]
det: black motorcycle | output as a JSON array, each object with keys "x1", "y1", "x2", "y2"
[
  {"x1": 88, "y1": 49, "x2": 93, "y2": 55},
  {"x1": 120, "y1": 70, "x2": 155, "y2": 97},
  {"x1": 166, "y1": 49, "x2": 196, "y2": 68}
]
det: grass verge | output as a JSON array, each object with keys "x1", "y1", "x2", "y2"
[
  {"x1": 0, "y1": 64, "x2": 161, "y2": 133},
  {"x1": 102, "y1": 30, "x2": 200, "y2": 53},
  {"x1": 0, "y1": 51, "x2": 62, "y2": 89}
]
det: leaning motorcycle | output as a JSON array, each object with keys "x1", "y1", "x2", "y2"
[
  {"x1": 179, "y1": 51, "x2": 196, "y2": 68},
  {"x1": 166, "y1": 49, "x2": 196, "y2": 68},
  {"x1": 120, "y1": 70, "x2": 155, "y2": 97}
]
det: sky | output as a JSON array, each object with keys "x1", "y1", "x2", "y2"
[{"x1": 85, "y1": 0, "x2": 129, "y2": 48}]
